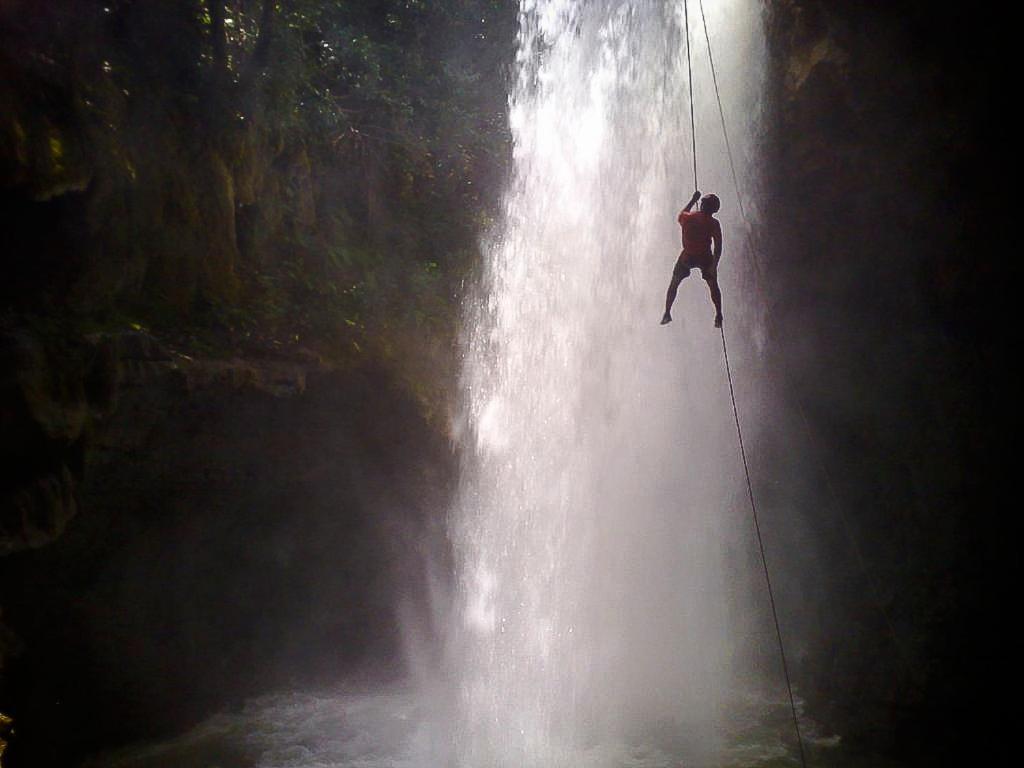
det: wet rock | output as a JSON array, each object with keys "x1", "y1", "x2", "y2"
[
  {"x1": 0, "y1": 324, "x2": 453, "y2": 765},
  {"x1": 762, "y1": 1, "x2": 1003, "y2": 762},
  {"x1": 1, "y1": 330, "x2": 90, "y2": 555}
]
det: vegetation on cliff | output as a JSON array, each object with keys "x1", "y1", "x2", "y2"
[{"x1": 2, "y1": 0, "x2": 516, "y2": 409}]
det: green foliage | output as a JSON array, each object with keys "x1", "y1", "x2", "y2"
[{"x1": 1, "y1": 0, "x2": 517, "y2": 406}]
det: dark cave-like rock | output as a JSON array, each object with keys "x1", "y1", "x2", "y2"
[{"x1": 0, "y1": 329, "x2": 454, "y2": 765}]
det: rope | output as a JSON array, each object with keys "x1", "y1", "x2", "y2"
[
  {"x1": 720, "y1": 327, "x2": 809, "y2": 768},
  {"x1": 698, "y1": 0, "x2": 745, "y2": 224},
  {"x1": 683, "y1": 0, "x2": 698, "y2": 189},
  {"x1": 696, "y1": 0, "x2": 767, "y2": 292},
  {"x1": 683, "y1": 0, "x2": 808, "y2": 762}
]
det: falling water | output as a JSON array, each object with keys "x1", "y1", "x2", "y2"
[{"x1": 449, "y1": 1, "x2": 767, "y2": 766}]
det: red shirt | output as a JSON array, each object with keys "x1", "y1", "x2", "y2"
[{"x1": 678, "y1": 210, "x2": 721, "y2": 257}]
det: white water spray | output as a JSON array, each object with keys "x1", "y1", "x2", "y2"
[{"x1": 449, "y1": 1, "x2": 766, "y2": 765}]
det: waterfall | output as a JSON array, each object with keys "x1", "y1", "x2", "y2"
[{"x1": 449, "y1": 1, "x2": 766, "y2": 765}]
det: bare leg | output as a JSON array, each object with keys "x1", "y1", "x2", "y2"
[
  {"x1": 703, "y1": 273, "x2": 723, "y2": 327},
  {"x1": 662, "y1": 260, "x2": 689, "y2": 324}
]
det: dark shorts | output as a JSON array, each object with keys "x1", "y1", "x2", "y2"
[{"x1": 673, "y1": 250, "x2": 717, "y2": 282}]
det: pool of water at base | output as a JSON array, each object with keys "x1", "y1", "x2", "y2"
[{"x1": 85, "y1": 686, "x2": 905, "y2": 768}]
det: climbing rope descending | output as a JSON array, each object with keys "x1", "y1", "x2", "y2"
[
  {"x1": 681, "y1": 2, "x2": 809, "y2": 765},
  {"x1": 697, "y1": 0, "x2": 766, "y2": 290},
  {"x1": 720, "y1": 329, "x2": 809, "y2": 768},
  {"x1": 698, "y1": 0, "x2": 746, "y2": 225},
  {"x1": 683, "y1": 0, "x2": 698, "y2": 188}
]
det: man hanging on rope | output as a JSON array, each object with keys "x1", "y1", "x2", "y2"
[{"x1": 661, "y1": 190, "x2": 724, "y2": 328}]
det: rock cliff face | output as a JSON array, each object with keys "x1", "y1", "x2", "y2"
[
  {"x1": 760, "y1": 1, "x2": 1006, "y2": 762},
  {"x1": 0, "y1": 328, "x2": 453, "y2": 764}
]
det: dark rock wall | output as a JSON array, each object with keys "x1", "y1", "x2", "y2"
[
  {"x1": 0, "y1": 331, "x2": 453, "y2": 765},
  {"x1": 760, "y1": 1, "x2": 1009, "y2": 763}
]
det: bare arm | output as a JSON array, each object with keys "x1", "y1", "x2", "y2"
[
  {"x1": 682, "y1": 189, "x2": 701, "y2": 214},
  {"x1": 713, "y1": 220, "x2": 723, "y2": 263}
]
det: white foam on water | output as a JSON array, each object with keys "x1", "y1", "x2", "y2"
[{"x1": 88, "y1": 687, "x2": 860, "y2": 768}]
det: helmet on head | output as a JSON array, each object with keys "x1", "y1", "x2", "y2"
[{"x1": 700, "y1": 194, "x2": 721, "y2": 214}]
